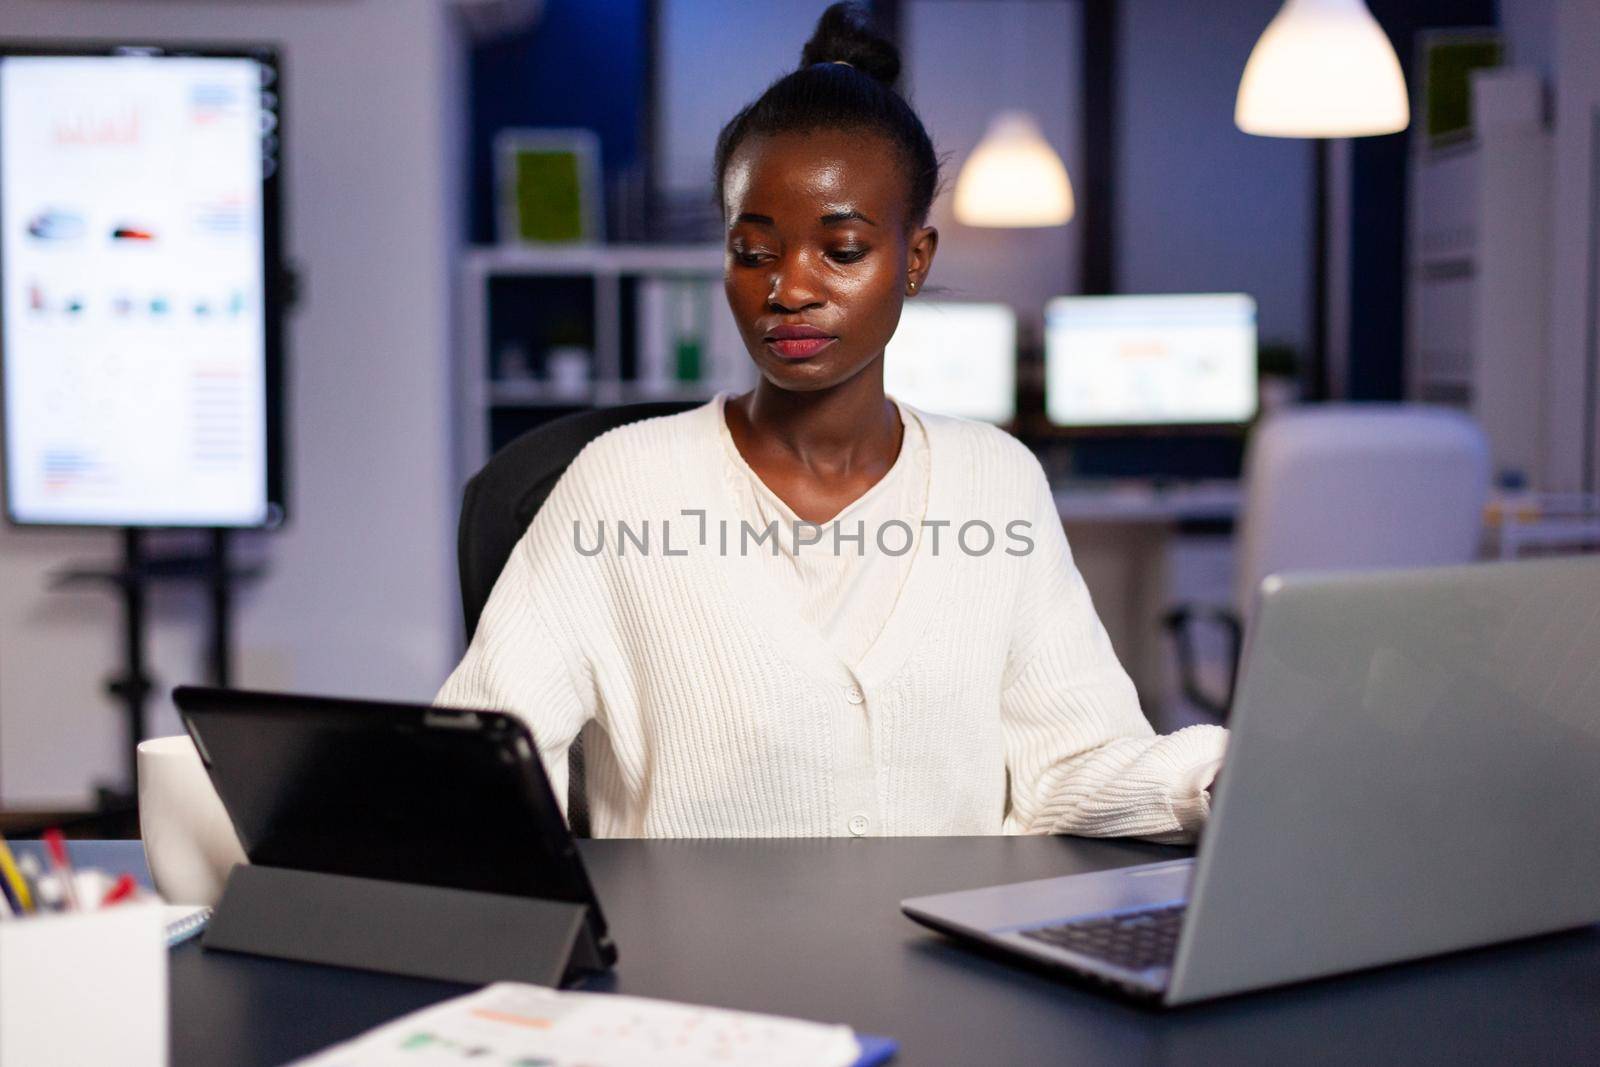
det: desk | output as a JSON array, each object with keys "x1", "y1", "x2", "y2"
[
  {"x1": 39, "y1": 837, "x2": 1600, "y2": 1066},
  {"x1": 1053, "y1": 481, "x2": 1242, "y2": 716},
  {"x1": 1487, "y1": 493, "x2": 1600, "y2": 559},
  {"x1": 1052, "y1": 480, "x2": 1244, "y2": 525}
]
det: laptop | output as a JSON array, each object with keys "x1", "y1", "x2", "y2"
[{"x1": 902, "y1": 557, "x2": 1600, "y2": 1005}]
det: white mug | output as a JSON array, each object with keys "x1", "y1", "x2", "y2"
[{"x1": 136, "y1": 735, "x2": 247, "y2": 906}]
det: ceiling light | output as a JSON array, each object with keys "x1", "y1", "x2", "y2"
[
  {"x1": 953, "y1": 111, "x2": 1076, "y2": 228},
  {"x1": 1235, "y1": 0, "x2": 1409, "y2": 138}
]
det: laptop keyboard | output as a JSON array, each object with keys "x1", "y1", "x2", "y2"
[{"x1": 1020, "y1": 903, "x2": 1186, "y2": 971}]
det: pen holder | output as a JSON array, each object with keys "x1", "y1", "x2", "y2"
[
  {"x1": 203, "y1": 865, "x2": 606, "y2": 987},
  {"x1": 0, "y1": 905, "x2": 167, "y2": 1067}
]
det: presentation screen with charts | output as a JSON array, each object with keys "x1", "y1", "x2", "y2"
[
  {"x1": 1044, "y1": 293, "x2": 1258, "y2": 428},
  {"x1": 0, "y1": 47, "x2": 284, "y2": 527}
]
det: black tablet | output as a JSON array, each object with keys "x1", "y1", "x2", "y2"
[{"x1": 172, "y1": 685, "x2": 615, "y2": 971}]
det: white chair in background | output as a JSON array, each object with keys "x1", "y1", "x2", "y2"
[{"x1": 1165, "y1": 404, "x2": 1492, "y2": 719}]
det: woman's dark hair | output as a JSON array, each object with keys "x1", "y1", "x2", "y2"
[{"x1": 712, "y1": 2, "x2": 941, "y2": 227}]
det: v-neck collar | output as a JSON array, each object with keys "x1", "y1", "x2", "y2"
[
  {"x1": 713, "y1": 391, "x2": 921, "y2": 527},
  {"x1": 691, "y1": 394, "x2": 958, "y2": 693}
]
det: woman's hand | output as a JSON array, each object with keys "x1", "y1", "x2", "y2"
[{"x1": 1188, "y1": 757, "x2": 1225, "y2": 804}]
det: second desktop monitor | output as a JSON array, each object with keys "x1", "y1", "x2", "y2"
[{"x1": 1045, "y1": 293, "x2": 1258, "y2": 428}]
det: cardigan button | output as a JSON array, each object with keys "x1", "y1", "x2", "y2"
[
  {"x1": 847, "y1": 813, "x2": 870, "y2": 836},
  {"x1": 845, "y1": 685, "x2": 864, "y2": 705}
]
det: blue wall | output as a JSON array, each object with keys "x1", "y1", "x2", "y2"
[
  {"x1": 1116, "y1": 0, "x2": 1312, "y2": 356},
  {"x1": 467, "y1": 0, "x2": 650, "y2": 243}
]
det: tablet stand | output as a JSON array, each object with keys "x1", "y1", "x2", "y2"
[{"x1": 203, "y1": 865, "x2": 609, "y2": 987}]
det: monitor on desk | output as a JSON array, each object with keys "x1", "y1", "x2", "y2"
[
  {"x1": 1044, "y1": 293, "x2": 1257, "y2": 429},
  {"x1": 884, "y1": 300, "x2": 1016, "y2": 423}
]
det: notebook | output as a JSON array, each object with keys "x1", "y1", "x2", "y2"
[{"x1": 163, "y1": 905, "x2": 211, "y2": 948}]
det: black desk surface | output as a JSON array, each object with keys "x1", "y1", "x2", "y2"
[{"x1": 47, "y1": 837, "x2": 1600, "y2": 1065}]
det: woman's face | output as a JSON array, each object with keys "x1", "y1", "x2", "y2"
[{"x1": 722, "y1": 128, "x2": 937, "y2": 393}]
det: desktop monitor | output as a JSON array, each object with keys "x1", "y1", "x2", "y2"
[
  {"x1": 884, "y1": 300, "x2": 1016, "y2": 423},
  {"x1": 0, "y1": 43, "x2": 286, "y2": 527},
  {"x1": 1044, "y1": 293, "x2": 1258, "y2": 428}
]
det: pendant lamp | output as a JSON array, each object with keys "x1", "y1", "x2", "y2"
[
  {"x1": 1235, "y1": 0, "x2": 1409, "y2": 138},
  {"x1": 953, "y1": 110, "x2": 1076, "y2": 228}
]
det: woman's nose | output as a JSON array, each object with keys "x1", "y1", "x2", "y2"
[{"x1": 767, "y1": 256, "x2": 824, "y2": 312}]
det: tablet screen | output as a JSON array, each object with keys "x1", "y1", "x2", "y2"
[{"x1": 176, "y1": 687, "x2": 611, "y2": 958}]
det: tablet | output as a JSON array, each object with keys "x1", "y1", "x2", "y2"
[{"x1": 172, "y1": 685, "x2": 615, "y2": 971}]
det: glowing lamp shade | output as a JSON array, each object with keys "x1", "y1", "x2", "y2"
[
  {"x1": 1235, "y1": 0, "x2": 1409, "y2": 138},
  {"x1": 953, "y1": 111, "x2": 1075, "y2": 227}
]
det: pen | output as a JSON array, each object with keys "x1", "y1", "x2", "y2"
[
  {"x1": 42, "y1": 828, "x2": 81, "y2": 912},
  {"x1": 24, "y1": 863, "x2": 64, "y2": 915},
  {"x1": 0, "y1": 832, "x2": 34, "y2": 913},
  {"x1": 16, "y1": 854, "x2": 46, "y2": 910},
  {"x1": 100, "y1": 873, "x2": 139, "y2": 908}
]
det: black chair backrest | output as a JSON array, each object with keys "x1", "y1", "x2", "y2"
[
  {"x1": 458, "y1": 400, "x2": 700, "y2": 642},
  {"x1": 456, "y1": 399, "x2": 700, "y2": 837}
]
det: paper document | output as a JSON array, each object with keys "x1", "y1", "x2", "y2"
[{"x1": 294, "y1": 982, "x2": 864, "y2": 1067}]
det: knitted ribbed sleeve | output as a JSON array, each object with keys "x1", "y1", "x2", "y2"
[{"x1": 999, "y1": 456, "x2": 1225, "y2": 841}]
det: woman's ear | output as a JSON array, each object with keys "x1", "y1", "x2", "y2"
[{"x1": 906, "y1": 225, "x2": 938, "y2": 295}]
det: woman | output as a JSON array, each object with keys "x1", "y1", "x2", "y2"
[{"x1": 438, "y1": 3, "x2": 1225, "y2": 841}]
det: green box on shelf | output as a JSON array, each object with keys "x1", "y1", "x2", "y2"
[
  {"x1": 495, "y1": 128, "x2": 604, "y2": 245},
  {"x1": 1420, "y1": 31, "x2": 1504, "y2": 148}
]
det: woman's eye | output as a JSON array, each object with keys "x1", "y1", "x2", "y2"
[
  {"x1": 829, "y1": 247, "x2": 869, "y2": 264},
  {"x1": 732, "y1": 249, "x2": 771, "y2": 266}
]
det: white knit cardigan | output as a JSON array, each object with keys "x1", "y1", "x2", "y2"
[{"x1": 436, "y1": 398, "x2": 1227, "y2": 841}]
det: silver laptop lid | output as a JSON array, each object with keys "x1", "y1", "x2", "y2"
[{"x1": 1169, "y1": 557, "x2": 1600, "y2": 1004}]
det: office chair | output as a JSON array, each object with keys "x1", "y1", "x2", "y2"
[
  {"x1": 1164, "y1": 405, "x2": 1491, "y2": 720},
  {"x1": 458, "y1": 399, "x2": 701, "y2": 835}
]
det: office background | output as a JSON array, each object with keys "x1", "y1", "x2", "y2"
[{"x1": 0, "y1": 0, "x2": 1595, "y2": 812}]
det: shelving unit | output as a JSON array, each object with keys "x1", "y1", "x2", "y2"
[
  {"x1": 1406, "y1": 68, "x2": 1552, "y2": 484},
  {"x1": 456, "y1": 244, "x2": 754, "y2": 482}
]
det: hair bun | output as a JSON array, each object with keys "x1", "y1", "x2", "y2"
[{"x1": 799, "y1": 2, "x2": 901, "y2": 87}]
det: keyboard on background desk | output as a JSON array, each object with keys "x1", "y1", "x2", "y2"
[{"x1": 1050, "y1": 480, "x2": 1243, "y2": 525}]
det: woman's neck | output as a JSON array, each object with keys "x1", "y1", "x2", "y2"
[{"x1": 729, "y1": 362, "x2": 902, "y2": 479}]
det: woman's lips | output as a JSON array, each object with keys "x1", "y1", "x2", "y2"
[
  {"x1": 763, "y1": 324, "x2": 836, "y2": 360},
  {"x1": 766, "y1": 336, "x2": 837, "y2": 360}
]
